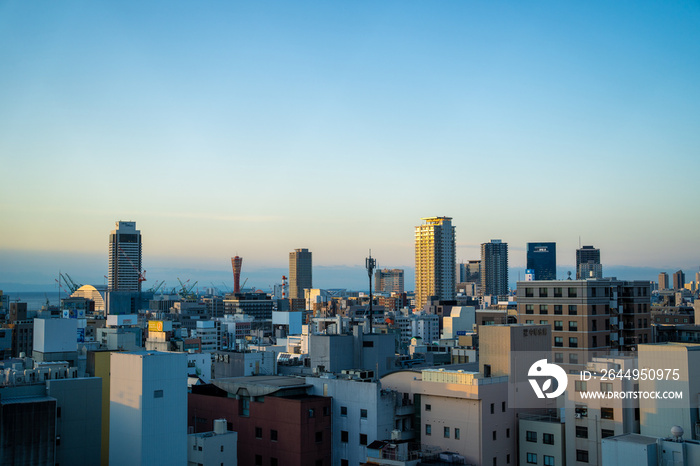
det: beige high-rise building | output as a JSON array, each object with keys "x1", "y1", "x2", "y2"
[
  {"x1": 289, "y1": 248, "x2": 312, "y2": 300},
  {"x1": 658, "y1": 272, "x2": 669, "y2": 290},
  {"x1": 415, "y1": 217, "x2": 455, "y2": 310}
]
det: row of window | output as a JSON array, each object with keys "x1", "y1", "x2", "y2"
[
  {"x1": 526, "y1": 453, "x2": 555, "y2": 465},
  {"x1": 339, "y1": 430, "x2": 368, "y2": 445},
  {"x1": 340, "y1": 406, "x2": 367, "y2": 418},
  {"x1": 524, "y1": 287, "x2": 581, "y2": 298},
  {"x1": 429, "y1": 424, "x2": 512, "y2": 442},
  {"x1": 254, "y1": 456, "x2": 323, "y2": 466},
  {"x1": 525, "y1": 431, "x2": 555, "y2": 444}
]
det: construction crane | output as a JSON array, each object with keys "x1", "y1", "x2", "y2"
[
  {"x1": 62, "y1": 273, "x2": 81, "y2": 293},
  {"x1": 148, "y1": 281, "x2": 165, "y2": 293},
  {"x1": 177, "y1": 278, "x2": 198, "y2": 300}
]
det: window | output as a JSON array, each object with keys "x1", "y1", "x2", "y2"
[
  {"x1": 554, "y1": 321, "x2": 563, "y2": 331},
  {"x1": 359, "y1": 433, "x2": 367, "y2": 445},
  {"x1": 444, "y1": 427, "x2": 450, "y2": 438},
  {"x1": 575, "y1": 381, "x2": 587, "y2": 392},
  {"x1": 555, "y1": 353, "x2": 563, "y2": 363},
  {"x1": 507, "y1": 454, "x2": 511, "y2": 464},
  {"x1": 271, "y1": 430, "x2": 278, "y2": 441},
  {"x1": 425, "y1": 404, "x2": 431, "y2": 412},
  {"x1": 154, "y1": 390, "x2": 163, "y2": 398},
  {"x1": 506, "y1": 428, "x2": 510, "y2": 438},
  {"x1": 425, "y1": 424, "x2": 431, "y2": 436},
  {"x1": 241, "y1": 398, "x2": 250, "y2": 416},
  {"x1": 526, "y1": 431, "x2": 537, "y2": 442},
  {"x1": 600, "y1": 382, "x2": 613, "y2": 393},
  {"x1": 323, "y1": 406, "x2": 330, "y2": 416},
  {"x1": 255, "y1": 427, "x2": 262, "y2": 439},
  {"x1": 568, "y1": 321, "x2": 577, "y2": 331},
  {"x1": 221, "y1": 445, "x2": 224, "y2": 452},
  {"x1": 526, "y1": 288, "x2": 534, "y2": 297},
  {"x1": 601, "y1": 429, "x2": 615, "y2": 438},
  {"x1": 341, "y1": 431, "x2": 348, "y2": 442},
  {"x1": 568, "y1": 305, "x2": 577, "y2": 315},
  {"x1": 575, "y1": 406, "x2": 588, "y2": 418},
  {"x1": 502, "y1": 401, "x2": 506, "y2": 412},
  {"x1": 544, "y1": 455, "x2": 555, "y2": 466},
  {"x1": 526, "y1": 304, "x2": 534, "y2": 314},
  {"x1": 554, "y1": 337, "x2": 563, "y2": 347},
  {"x1": 341, "y1": 461, "x2": 348, "y2": 466},
  {"x1": 592, "y1": 336, "x2": 597, "y2": 347},
  {"x1": 554, "y1": 305, "x2": 562, "y2": 315},
  {"x1": 568, "y1": 287, "x2": 577, "y2": 297},
  {"x1": 315, "y1": 431, "x2": 322, "y2": 443},
  {"x1": 576, "y1": 426, "x2": 588, "y2": 438},
  {"x1": 490, "y1": 403, "x2": 494, "y2": 414},
  {"x1": 539, "y1": 305, "x2": 548, "y2": 314},
  {"x1": 601, "y1": 407, "x2": 614, "y2": 420},
  {"x1": 569, "y1": 353, "x2": 578, "y2": 364},
  {"x1": 255, "y1": 455, "x2": 262, "y2": 466},
  {"x1": 576, "y1": 450, "x2": 589, "y2": 463},
  {"x1": 527, "y1": 453, "x2": 537, "y2": 464},
  {"x1": 492, "y1": 430, "x2": 497, "y2": 440},
  {"x1": 57, "y1": 407, "x2": 62, "y2": 418},
  {"x1": 540, "y1": 320, "x2": 547, "y2": 325},
  {"x1": 539, "y1": 288, "x2": 548, "y2": 297},
  {"x1": 308, "y1": 409, "x2": 315, "y2": 418},
  {"x1": 543, "y1": 433, "x2": 554, "y2": 445},
  {"x1": 455, "y1": 428, "x2": 460, "y2": 440},
  {"x1": 340, "y1": 406, "x2": 347, "y2": 416},
  {"x1": 362, "y1": 341, "x2": 374, "y2": 347},
  {"x1": 360, "y1": 409, "x2": 367, "y2": 419},
  {"x1": 526, "y1": 320, "x2": 534, "y2": 324},
  {"x1": 591, "y1": 287, "x2": 597, "y2": 297},
  {"x1": 554, "y1": 287, "x2": 562, "y2": 297},
  {"x1": 569, "y1": 337, "x2": 578, "y2": 348},
  {"x1": 271, "y1": 459, "x2": 278, "y2": 466}
]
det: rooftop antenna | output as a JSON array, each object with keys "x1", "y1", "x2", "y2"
[{"x1": 365, "y1": 250, "x2": 376, "y2": 334}]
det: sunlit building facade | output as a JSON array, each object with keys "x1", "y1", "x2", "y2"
[{"x1": 415, "y1": 217, "x2": 455, "y2": 310}]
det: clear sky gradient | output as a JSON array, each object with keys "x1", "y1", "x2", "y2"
[{"x1": 1, "y1": 1, "x2": 699, "y2": 289}]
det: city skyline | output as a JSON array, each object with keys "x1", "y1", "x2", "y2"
[{"x1": 2, "y1": 2, "x2": 699, "y2": 288}]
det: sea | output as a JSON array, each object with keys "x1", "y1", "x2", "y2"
[{"x1": 3, "y1": 291, "x2": 62, "y2": 311}]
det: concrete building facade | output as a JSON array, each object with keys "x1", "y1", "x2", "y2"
[
  {"x1": 289, "y1": 248, "x2": 312, "y2": 300},
  {"x1": 108, "y1": 221, "x2": 142, "y2": 292}
]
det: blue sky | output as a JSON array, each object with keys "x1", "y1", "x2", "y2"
[{"x1": 1, "y1": 1, "x2": 699, "y2": 290}]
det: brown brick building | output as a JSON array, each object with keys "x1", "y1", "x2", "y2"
[{"x1": 188, "y1": 376, "x2": 332, "y2": 466}]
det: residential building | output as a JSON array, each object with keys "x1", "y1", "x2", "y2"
[
  {"x1": 602, "y1": 432, "x2": 700, "y2": 465},
  {"x1": 638, "y1": 342, "x2": 700, "y2": 440},
  {"x1": 481, "y1": 240, "x2": 509, "y2": 297},
  {"x1": 673, "y1": 270, "x2": 686, "y2": 291},
  {"x1": 517, "y1": 279, "x2": 652, "y2": 371},
  {"x1": 0, "y1": 357, "x2": 102, "y2": 466},
  {"x1": 108, "y1": 221, "x2": 142, "y2": 292},
  {"x1": 187, "y1": 419, "x2": 237, "y2": 466},
  {"x1": 306, "y1": 374, "x2": 414, "y2": 466},
  {"x1": 564, "y1": 355, "x2": 640, "y2": 466},
  {"x1": 414, "y1": 217, "x2": 456, "y2": 309},
  {"x1": 110, "y1": 351, "x2": 187, "y2": 465},
  {"x1": 289, "y1": 248, "x2": 312, "y2": 300},
  {"x1": 576, "y1": 245, "x2": 601, "y2": 280},
  {"x1": 375, "y1": 269, "x2": 405, "y2": 294},
  {"x1": 308, "y1": 329, "x2": 396, "y2": 377},
  {"x1": 188, "y1": 376, "x2": 331, "y2": 466},
  {"x1": 527, "y1": 242, "x2": 557, "y2": 280},
  {"x1": 518, "y1": 413, "x2": 565, "y2": 466}
]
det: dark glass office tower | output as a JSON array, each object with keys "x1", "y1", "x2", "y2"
[
  {"x1": 576, "y1": 245, "x2": 601, "y2": 280},
  {"x1": 526, "y1": 242, "x2": 557, "y2": 280}
]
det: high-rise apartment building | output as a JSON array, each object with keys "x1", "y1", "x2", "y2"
[
  {"x1": 289, "y1": 248, "x2": 312, "y2": 300},
  {"x1": 481, "y1": 240, "x2": 509, "y2": 297},
  {"x1": 374, "y1": 268, "x2": 404, "y2": 294},
  {"x1": 576, "y1": 245, "x2": 601, "y2": 280},
  {"x1": 658, "y1": 272, "x2": 669, "y2": 290},
  {"x1": 517, "y1": 279, "x2": 652, "y2": 371},
  {"x1": 108, "y1": 221, "x2": 142, "y2": 292},
  {"x1": 457, "y1": 260, "x2": 481, "y2": 283},
  {"x1": 414, "y1": 217, "x2": 456, "y2": 309},
  {"x1": 526, "y1": 242, "x2": 556, "y2": 280},
  {"x1": 673, "y1": 270, "x2": 685, "y2": 290}
]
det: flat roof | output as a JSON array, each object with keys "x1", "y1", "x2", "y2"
[{"x1": 213, "y1": 375, "x2": 310, "y2": 397}]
